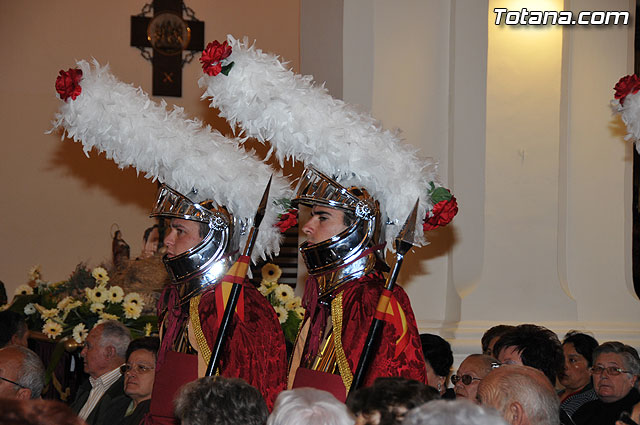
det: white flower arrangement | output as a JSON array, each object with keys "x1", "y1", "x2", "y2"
[{"x1": 8, "y1": 264, "x2": 157, "y2": 340}]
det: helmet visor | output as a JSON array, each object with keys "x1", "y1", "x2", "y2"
[
  {"x1": 150, "y1": 184, "x2": 215, "y2": 224},
  {"x1": 293, "y1": 167, "x2": 360, "y2": 212}
]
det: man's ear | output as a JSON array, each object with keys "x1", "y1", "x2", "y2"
[
  {"x1": 104, "y1": 345, "x2": 116, "y2": 359},
  {"x1": 15, "y1": 387, "x2": 32, "y2": 400},
  {"x1": 505, "y1": 401, "x2": 525, "y2": 425}
]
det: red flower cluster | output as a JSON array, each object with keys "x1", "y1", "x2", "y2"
[
  {"x1": 200, "y1": 40, "x2": 233, "y2": 76},
  {"x1": 276, "y1": 209, "x2": 298, "y2": 233},
  {"x1": 614, "y1": 74, "x2": 640, "y2": 106},
  {"x1": 422, "y1": 197, "x2": 458, "y2": 231},
  {"x1": 55, "y1": 68, "x2": 83, "y2": 101}
]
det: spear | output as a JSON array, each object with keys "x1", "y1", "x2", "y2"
[
  {"x1": 206, "y1": 176, "x2": 272, "y2": 377},
  {"x1": 349, "y1": 199, "x2": 420, "y2": 392}
]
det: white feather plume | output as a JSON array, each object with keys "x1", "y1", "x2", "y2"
[
  {"x1": 49, "y1": 59, "x2": 292, "y2": 261},
  {"x1": 612, "y1": 94, "x2": 640, "y2": 154},
  {"x1": 199, "y1": 35, "x2": 445, "y2": 248}
]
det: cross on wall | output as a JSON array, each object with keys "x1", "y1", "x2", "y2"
[{"x1": 130, "y1": 0, "x2": 204, "y2": 97}]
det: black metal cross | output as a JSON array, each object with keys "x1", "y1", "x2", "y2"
[{"x1": 131, "y1": 0, "x2": 204, "y2": 97}]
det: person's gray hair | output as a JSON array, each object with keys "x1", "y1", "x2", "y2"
[
  {"x1": 10, "y1": 345, "x2": 45, "y2": 399},
  {"x1": 175, "y1": 376, "x2": 268, "y2": 425},
  {"x1": 490, "y1": 368, "x2": 560, "y2": 425},
  {"x1": 267, "y1": 388, "x2": 355, "y2": 425},
  {"x1": 593, "y1": 341, "x2": 640, "y2": 376},
  {"x1": 403, "y1": 399, "x2": 509, "y2": 425},
  {"x1": 98, "y1": 320, "x2": 131, "y2": 359}
]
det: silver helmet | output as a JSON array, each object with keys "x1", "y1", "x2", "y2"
[
  {"x1": 150, "y1": 184, "x2": 241, "y2": 303},
  {"x1": 294, "y1": 167, "x2": 385, "y2": 299}
]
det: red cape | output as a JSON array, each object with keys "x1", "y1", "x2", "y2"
[
  {"x1": 290, "y1": 272, "x2": 427, "y2": 397},
  {"x1": 148, "y1": 280, "x2": 287, "y2": 424}
]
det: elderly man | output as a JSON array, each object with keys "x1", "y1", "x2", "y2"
[
  {"x1": 453, "y1": 354, "x2": 499, "y2": 402},
  {"x1": 476, "y1": 364, "x2": 560, "y2": 425},
  {"x1": 71, "y1": 320, "x2": 131, "y2": 425},
  {"x1": 0, "y1": 344, "x2": 45, "y2": 399}
]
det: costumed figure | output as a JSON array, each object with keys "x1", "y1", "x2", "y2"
[
  {"x1": 198, "y1": 36, "x2": 458, "y2": 400},
  {"x1": 49, "y1": 60, "x2": 291, "y2": 419}
]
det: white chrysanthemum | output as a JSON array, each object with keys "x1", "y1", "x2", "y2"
[
  {"x1": 144, "y1": 322, "x2": 153, "y2": 336},
  {"x1": 72, "y1": 323, "x2": 88, "y2": 344},
  {"x1": 28, "y1": 265, "x2": 42, "y2": 281},
  {"x1": 294, "y1": 306, "x2": 306, "y2": 318},
  {"x1": 90, "y1": 302, "x2": 105, "y2": 313},
  {"x1": 100, "y1": 312, "x2": 119, "y2": 321},
  {"x1": 14, "y1": 284, "x2": 33, "y2": 296},
  {"x1": 40, "y1": 308, "x2": 59, "y2": 320},
  {"x1": 108, "y1": 286, "x2": 125, "y2": 303},
  {"x1": 91, "y1": 267, "x2": 109, "y2": 284},
  {"x1": 123, "y1": 302, "x2": 142, "y2": 320},
  {"x1": 123, "y1": 292, "x2": 144, "y2": 308},
  {"x1": 285, "y1": 297, "x2": 301, "y2": 311},
  {"x1": 261, "y1": 263, "x2": 282, "y2": 283},
  {"x1": 24, "y1": 303, "x2": 36, "y2": 315},
  {"x1": 274, "y1": 305, "x2": 288, "y2": 324},
  {"x1": 274, "y1": 284, "x2": 294, "y2": 304},
  {"x1": 42, "y1": 320, "x2": 63, "y2": 339}
]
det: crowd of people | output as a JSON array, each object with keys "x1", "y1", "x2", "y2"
[{"x1": 1, "y1": 313, "x2": 640, "y2": 425}]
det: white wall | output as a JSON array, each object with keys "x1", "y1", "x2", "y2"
[{"x1": 341, "y1": 0, "x2": 640, "y2": 361}]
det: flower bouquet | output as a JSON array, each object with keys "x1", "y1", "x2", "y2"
[
  {"x1": 257, "y1": 263, "x2": 304, "y2": 344},
  {"x1": 5, "y1": 264, "x2": 157, "y2": 344}
]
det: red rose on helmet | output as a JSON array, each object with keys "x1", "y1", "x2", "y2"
[
  {"x1": 423, "y1": 197, "x2": 458, "y2": 231},
  {"x1": 200, "y1": 40, "x2": 233, "y2": 76},
  {"x1": 55, "y1": 68, "x2": 83, "y2": 101},
  {"x1": 614, "y1": 74, "x2": 640, "y2": 106},
  {"x1": 276, "y1": 209, "x2": 298, "y2": 233}
]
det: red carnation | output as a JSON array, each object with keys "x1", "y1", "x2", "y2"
[
  {"x1": 200, "y1": 40, "x2": 233, "y2": 76},
  {"x1": 276, "y1": 209, "x2": 298, "y2": 233},
  {"x1": 55, "y1": 68, "x2": 83, "y2": 101},
  {"x1": 614, "y1": 74, "x2": 640, "y2": 106},
  {"x1": 423, "y1": 197, "x2": 458, "y2": 231}
]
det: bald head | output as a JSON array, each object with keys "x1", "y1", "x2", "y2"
[
  {"x1": 454, "y1": 354, "x2": 499, "y2": 402},
  {"x1": 476, "y1": 365, "x2": 559, "y2": 425},
  {"x1": 0, "y1": 345, "x2": 45, "y2": 400}
]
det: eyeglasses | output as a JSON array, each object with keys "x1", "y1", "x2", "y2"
[
  {"x1": 0, "y1": 375, "x2": 27, "y2": 389},
  {"x1": 451, "y1": 374, "x2": 482, "y2": 385},
  {"x1": 120, "y1": 364, "x2": 155, "y2": 375},
  {"x1": 590, "y1": 366, "x2": 633, "y2": 376}
]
